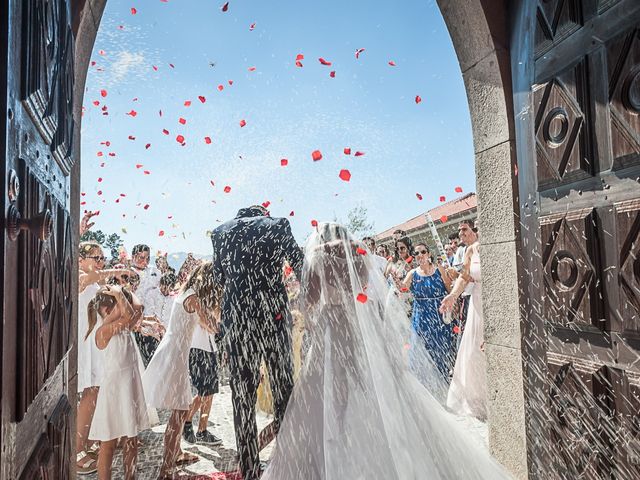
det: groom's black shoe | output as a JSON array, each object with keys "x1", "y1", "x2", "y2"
[
  {"x1": 183, "y1": 421, "x2": 196, "y2": 444},
  {"x1": 196, "y1": 429, "x2": 223, "y2": 446}
]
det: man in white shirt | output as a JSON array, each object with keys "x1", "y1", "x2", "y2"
[
  {"x1": 144, "y1": 272, "x2": 177, "y2": 326},
  {"x1": 131, "y1": 244, "x2": 162, "y2": 365}
]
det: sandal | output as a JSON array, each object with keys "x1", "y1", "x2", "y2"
[
  {"x1": 175, "y1": 451, "x2": 200, "y2": 466},
  {"x1": 76, "y1": 451, "x2": 98, "y2": 475}
]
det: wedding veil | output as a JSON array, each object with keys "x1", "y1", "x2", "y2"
[{"x1": 262, "y1": 222, "x2": 510, "y2": 479}]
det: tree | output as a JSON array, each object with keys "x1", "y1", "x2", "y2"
[
  {"x1": 80, "y1": 229, "x2": 124, "y2": 262},
  {"x1": 336, "y1": 205, "x2": 375, "y2": 238}
]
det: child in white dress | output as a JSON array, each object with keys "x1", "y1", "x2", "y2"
[
  {"x1": 76, "y1": 241, "x2": 133, "y2": 475},
  {"x1": 86, "y1": 284, "x2": 149, "y2": 480},
  {"x1": 142, "y1": 262, "x2": 220, "y2": 479}
]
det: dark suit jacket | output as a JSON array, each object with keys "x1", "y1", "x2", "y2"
[{"x1": 211, "y1": 207, "x2": 304, "y2": 331}]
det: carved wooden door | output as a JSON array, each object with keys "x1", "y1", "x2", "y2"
[
  {"x1": 1, "y1": 0, "x2": 76, "y2": 478},
  {"x1": 521, "y1": 0, "x2": 640, "y2": 478}
]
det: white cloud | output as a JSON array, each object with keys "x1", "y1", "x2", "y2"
[{"x1": 109, "y1": 50, "x2": 146, "y2": 85}]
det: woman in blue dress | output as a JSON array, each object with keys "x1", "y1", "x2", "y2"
[{"x1": 402, "y1": 243, "x2": 458, "y2": 398}]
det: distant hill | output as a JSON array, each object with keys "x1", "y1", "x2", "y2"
[{"x1": 152, "y1": 252, "x2": 212, "y2": 271}]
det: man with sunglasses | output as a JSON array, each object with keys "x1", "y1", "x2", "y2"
[{"x1": 131, "y1": 244, "x2": 162, "y2": 365}]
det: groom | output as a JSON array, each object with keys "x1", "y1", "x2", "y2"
[{"x1": 211, "y1": 205, "x2": 303, "y2": 480}]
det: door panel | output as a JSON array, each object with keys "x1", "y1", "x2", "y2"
[
  {"x1": 522, "y1": 1, "x2": 640, "y2": 478},
  {"x1": 1, "y1": 0, "x2": 76, "y2": 478}
]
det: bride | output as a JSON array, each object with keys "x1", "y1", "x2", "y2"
[{"x1": 261, "y1": 222, "x2": 509, "y2": 479}]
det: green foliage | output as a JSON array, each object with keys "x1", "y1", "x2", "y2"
[
  {"x1": 80, "y1": 229, "x2": 123, "y2": 261},
  {"x1": 336, "y1": 205, "x2": 375, "y2": 239}
]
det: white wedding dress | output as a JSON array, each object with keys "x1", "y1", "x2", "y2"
[{"x1": 262, "y1": 223, "x2": 509, "y2": 480}]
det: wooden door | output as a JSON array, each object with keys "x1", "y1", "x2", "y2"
[
  {"x1": 521, "y1": 0, "x2": 640, "y2": 478},
  {"x1": 1, "y1": 0, "x2": 76, "y2": 478}
]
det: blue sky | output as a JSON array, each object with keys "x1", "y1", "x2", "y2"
[{"x1": 81, "y1": 0, "x2": 474, "y2": 256}]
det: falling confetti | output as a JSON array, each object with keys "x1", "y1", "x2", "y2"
[
  {"x1": 221, "y1": 2, "x2": 229, "y2": 12},
  {"x1": 130, "y1": 7, "x2": 137, "y2": 15},
  {"x1": 356, "y1": 293, "x2": 368, "y2": 303},
  {"x1": 415, "y1": 95, "x2": 422, "y2": 104},
  {"x1": 319, "y1": 58, "x2": 332, "y2": 66},
  {"x1": 388, "y1": 60, "x2": 396, "y2": 66},
  {"x1": 100, "y1": 89, "x2": 107, "y2": 97},
  {"x1": 355, "y1": 48, "x2": 365, "y2": 59},
  {"x1": 179, "y1": 117, "x2": 186, "y2": 125},
  {"x1": 249, "y1": 22, "x2": 256, "y2": 30},
  {"x1": 239, "y1": 119, "x2": 247, "y2": 127},
  {"x1": 280, "y1": 158, "x2": 288, "y2": 166},
  {"x1": 204, "y1": 136, "x2": 212, "y2": 144},
  {"x1": 312, "y1": 150, "x2": 322, "y2": 161},
  {"x1": 440, "y1": 215, "x2": 448, "y2": 223},
  {"x1": 329, "y1": 71, "x2": 336, "y2": 78},
  {"x1": 455, "y1": 186, "x2": 463, "y2": 193},
  {"x1": 354, "y1": 151, "x2": 365, "y2": 157},
  {"x1": 416, "y1": 193, "x2": 423, "y2": 200},
  {"x1": 356, "y1": 247, "x2": 367, "y2": 256},
  {"x1": 224, "y1": 186, "x2": 231, "y2": 193},
  {"x1": 439, "y1": 196, "x2": 446, "y2": 202},
  {"x1": 339, "y1": 169, "x2": 351, "y2": 182},
  {"x1": 311, "y1": 219, "x2": 318, "y2": 227},
  {"x1": 344, "y1": 148, "x2": 351, "y2": 155}
]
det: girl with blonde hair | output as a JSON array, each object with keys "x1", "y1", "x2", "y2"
[{"x1": 142, "y1": 262, "x2": 221, "y2": 478}]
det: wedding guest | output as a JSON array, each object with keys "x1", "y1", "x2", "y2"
[
  {"x1": 77, "y1": 242, "x2": 132, "y2": 475},
  {"x1": 440, "y1": 222, "x2": 486, "y2": 420},
  {"x1": 155, "y1": 252, "x2": 171, "y2": 274},
  {"x1": 384, "y1": 236, "x2": 415, "y2": 316},
  {"x1": 130, "y1": 244, "x2": 162, "y2": 364},
  {"x1": 402, "y1": 243, "x2": 458, "y2": 395},
  {"x1": 177, "y1": 253, "x2": 202, "y2": 287},
  {"x1": 375, "y1": 244, "x2": 390, "y2": 260},
  {"x1": 87, "y1": 285, "x2": 149, "y2": 480},
  {"x1": 142, "y1": 263, "x2": 219, "y2": 478},
  {"x1": 145, "y1": 272, "x2": 178, "y2": 326},
  {"x1": 364, "y1": 236, "x2": 389, "y2": 274},
  {"x1": 183, "y1": 293, "x2": 223, "y2": 446}
]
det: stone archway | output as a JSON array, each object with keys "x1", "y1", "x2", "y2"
[{"x1": 71, "y1": 0, "x2": 528, "y2": 478}]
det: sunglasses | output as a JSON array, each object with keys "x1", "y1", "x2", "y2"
[
  {"x1": 415, "y1": 249, "x2": 429, "y2": 255},
  {"x1": 87, "y1": 255, "x2": 106, "y2": 262},
  {"x1": 398, "y1": 246, "x2": 408, "y2": 251}
]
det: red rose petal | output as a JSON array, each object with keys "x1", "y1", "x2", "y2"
[
  {"x1": 100, "y1": 89, "x2": 107, "y2": 97},
  {"x1": 184, "y1": 100, "x2": 191, "y2": 106},
  {"x1": 406, "y1": 256, "x2": 414, "y2": 264},
  {"x1": 223, "y1": 186, "x2": 231, "y2": 193},
  {"x1": 312, "y1": 150, "x2": 322, "y2": 161},
  {"x1": 97, "y1": 151, "x2": 103, "y2": 157},
  {"x1": 354, "y1": 151, "x2": 365, "y2": 157},
  {"x1": 356, "y1": 247, "x2": 367, "y2": 256},
  {"x1": 311, "y1": 219, "x2": 318, "y2": 227},
  {"x1": 455, "y1": 186, "x2": 463, "y2": 193},
  {"x1": 295, "y1": 61, "x2": 303, "y2": 68},
  {"x1": 344, "y1": 147, "x2": 351, "y2": 155},
  {"x1": 143, "y1": 170, "x2": 151, "y2": 175},
  {"x1": 289, "y1": 211, "x2": 295, "y2": 216},
  {"x1": 221, "y1": 2, "x2": 229, "y2": 12},
  {"x1": 439, "y1": 196, "x2": 446, "y2": 202},
  {"x1": 198, "y1": 95, "x2": 206, "y2": 103},
  {"x1": 440, "y1": 215, "x2": 448, "y2": 223},
  {"x1": 179, "y1": 117, "x2": 186, "y2": 125},
  {"x1": 356, "y1": 293, "x2": 368, "y2": 303},
  {"x1": 204, "y1": 136, "x2": 212, "y2": 144},
  {"x1": 262, "y1": 201, "x2": 271, "y2": 208},
  {"x1": 248, "y1": 66, "x2": 256, "y2": 72},
  {"x1": 152, "y1": 65, "x2": 158, "y2": 71},
  {"x1": 169, "y1": 63, "x2": 175, "y2": 68},
  {"x1": 144, "y1": 204, "x2": 150, "y2": 210},
  {"x1": 319, "y1": 57, "x2": 332, "y2": 66},
  {"x1": 127, "y1": 110, "x2": 137, "y2": 117},
  {"x1": 158, "y1": 230, "x2": 165, "y2": 237},
  {"x1": 93, "y1": 100, "x2": 100, "y2": 106},
  {"x1": 296, "y1": 54, "x2": 304, "y2": 61},
  {"x1": 239, "y1": 119, "x2": 246, "y2": 128},
  {"x1": 97, "y1": 177, "x2": 103, "y2": 182},
  {"x1": 98, "y1": 50, "x2": 106, "y2": 56},
  {"x1": 228, "y1": 80, "x2": 234, "y2": 85},
  {"x1": 415, "y1": 95, "x2": 422, "y2": 104},
  {"x1": 136, "y1": 164, "x2": 144, "y2": 169},
  {"x1": 416, "y1": 193, "x2": 423, "y2": 200},
  {"x1": 130, "y1": 7, "x2": 137, "y2": 15},
  {"x1": 453, "y1": 325, "x2": 460, "y2": 334},
  {"x1": 145, "y1": 143, "x2": 151, "y2": 149},
  {"x1": 280, "y1": 158, "x2": 288, "y2": 166},
  {"x1": 388, "y1": 60, "x2": 396, "y2": 66},
  {"x1": 128, "y1": 135, "x2": 136, "y2": 140},
  {"x1": 217, "y1": 84, "x2": 224, "y2": 91},
  {"x1": 162, "y1": 129, "x2": 169, "y2": 135},
  {"x1": 329, "y1": 71, "x2": 336, "y2": 78},
  {"x1": 355, "y1": 48, "x2": 365, "y2": 59},
  {"x1": 176, "y1": 134, "x2": 185, "y2": 143},
  {"x1": 249, "y1": 22, "x2": 256, "y2": 30},
  {"x1": 338, "y1": 169, "x2": 351, "y2": 182}
]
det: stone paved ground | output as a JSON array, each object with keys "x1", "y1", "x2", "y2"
[
  {"x1": 85, "y1": 385, "x2": 488, "y2": 479},
  {"x1": 85, "y1": 383, "x2": 275, "y2": 479}
]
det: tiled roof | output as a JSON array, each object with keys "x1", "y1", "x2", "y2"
[{"x1": 376, "y1": 193, "x2": 477, "y2": 240}]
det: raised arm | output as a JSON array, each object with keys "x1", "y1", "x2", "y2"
[
  {"x1": 440, "y1": 245, "x2": 474, "y2": 313},
  {"x1": 95, "y1": 287, "x2": 141, "y2": 350},
  {"x1": 79, "y1": 268, "x2": 133, "y2": 292}
]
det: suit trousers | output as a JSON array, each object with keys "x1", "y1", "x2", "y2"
[{"x1": 226, "y1": 312, "x2": 294, "y2": 480}]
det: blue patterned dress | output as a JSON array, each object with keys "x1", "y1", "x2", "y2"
[{"x1": 409, "y1": 268, "x2": 454, "y2": 387}]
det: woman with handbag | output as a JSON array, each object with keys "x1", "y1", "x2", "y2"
[{"x1": 402, "y1": 242, "x2": 458, "y2": 401}]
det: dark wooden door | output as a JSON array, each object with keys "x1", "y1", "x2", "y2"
[
  {"x1": 521, "y1": 0, "x2": 640, "y2": 478},
  {"x1": 1, "y1": 0, "x2": 76, "y2": 478}
]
